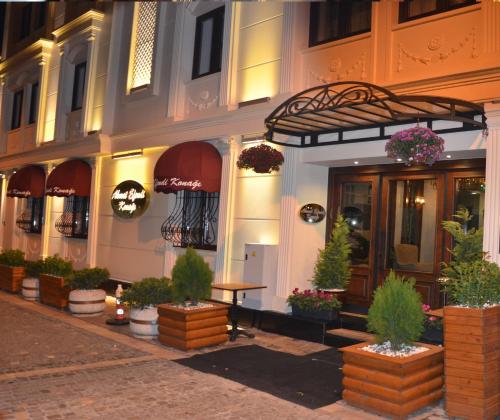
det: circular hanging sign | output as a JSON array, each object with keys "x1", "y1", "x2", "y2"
[
  {"x1": 299, "y1": 203, "x2": 326, "y2": 224},
  {"x1": 111, "y1": 180, "x2": 149, "y2": 219}
]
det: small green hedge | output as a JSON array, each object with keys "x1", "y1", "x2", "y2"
[
  {"x1": 0, "y1": 249, "x2": 25, "y2": 267},
  {"x1": 121, "y1": 277, "x2": 171, "y2": 309},
  {"x1": 25, "y1": 259, "x2": 44, "y2": 278},
  {"x1": 66, "y1": 267, "x2": 110, "y2": 290},
  {"x1": 40, "y1": 255, "x2": 73, "y2": 279}
]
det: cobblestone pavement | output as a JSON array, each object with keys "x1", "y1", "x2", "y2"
[{"x1": 0, "y1": 292, "x2": 449, "y2": 420}]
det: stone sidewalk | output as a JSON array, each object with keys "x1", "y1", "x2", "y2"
[{"x1": 0, "y1": 292, "x2": 448, "y2": 420}]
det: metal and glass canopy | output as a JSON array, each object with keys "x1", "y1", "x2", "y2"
[{"x1": 264, "y1": 81, "x2": 486, "y2": 148}]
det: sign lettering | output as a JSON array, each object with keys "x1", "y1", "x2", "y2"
[
  {"x1": 154, "y1": 177, "x2": 202, "y2": 191},
  {"x1": 111, "y1": 180, "x2": 149, "y2": 219}
]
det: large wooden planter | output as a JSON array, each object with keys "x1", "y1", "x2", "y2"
[
  {"x1": 39, "y1": 274, "x2": 70, "y2": 309},
  {"x1": 341, "y1": 342, "x2": 444, "y2": 419},
  {"x1": 444, "y1": 305, "x2": 500, "y2": 420},
  {"x1": 157, "y1": 302, "x2": 228, "y2": 350},
  {"x1": 0, "y1": 264, "x2": 25, "y2": 292}
]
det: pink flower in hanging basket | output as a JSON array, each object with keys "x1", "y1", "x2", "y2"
[
  {"x1": 385, "y1": 126, "x2": 445, "y2": 166},
  {"x1": 237, "y1": 144, "x2": 284, "y2": 174}
]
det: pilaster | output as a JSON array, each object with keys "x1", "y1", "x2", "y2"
[
  {"x1": 40, "y1": 164, "x2": 53, "y2": 258},
  {"x1": 483, "y1": 103, "x2": 500, "y2": 264},
  {"x1": 82, "y1": 31, "x2": 100, "y2": 135},
  {"x1": 0, "y1": 176, "x2": 7, "y2": 251},
  {"x1": 279, "y1": 2, "x2": 295, "y2": 95},
  {"x1": 85, "y1": 157, "x2": 101, "y2": 267}
]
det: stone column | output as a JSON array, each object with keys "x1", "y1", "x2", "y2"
[
  {"x1": 40, "y1": 164, "x2": 53, "y2": 258},
  {"x1": 482, "y1": 103, "x2": 500, "y2": 264},
  {"x1": 85, "y1": 157, "x2": 102, "y2": 267}
]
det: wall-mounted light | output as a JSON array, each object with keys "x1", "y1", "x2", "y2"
[
  {"x1": 238, "y1": 97, "x2": 270, "y2": 109},
  {"x1": 354, "y1": 161, "x2": 359, "y2": 165},
  {"x1": 111, "y1": 150, "x2": 143, "y2": 160},
  {"x1": 446, "y1": 154, "x2": 452, "y2": 159}
]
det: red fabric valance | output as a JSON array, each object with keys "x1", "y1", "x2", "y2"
[
  {"x1": 7, "y1": 166, "x2": 45, "y2": 198},
  {"x1": 154, "y1": 142, "x2": 222, "y2": 194},
  {"x1": 46, "y1": 159, "x2": 91, "y2": 197}
]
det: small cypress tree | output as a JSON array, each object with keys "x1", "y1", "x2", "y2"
[
  {"x1": 367, "y1": 271, "x2": 425, "y2": 352},
  {"x1": 172, "y1": 247, "x2": 213, "y2": 306},
  {"x1": 312, "y1": 213, "x2": 351, "y2": 290}
]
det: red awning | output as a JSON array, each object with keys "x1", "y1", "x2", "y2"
[
  {"x1": 46, "y1": 159, "x2": 91, "y2": 197},
  {"x1": 154, "y1": 141, "x2": 222, "y2": 194},
  {"x1": 7, "y1": 166, "x2": 45, "y2": 198}
]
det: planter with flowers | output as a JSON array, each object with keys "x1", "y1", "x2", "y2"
[
  {"x1": 287, "y1": 288, "x2": 341, "y2": 321},
  {"x1": 386, "y1": 126, "x2": 444, "y2": 166},
  {"x1": 237, "y1": 144, "x2": 284, "y2": 174},
  {"x1": 341, "y1": 272, "x2": 444, "y2": 418}
]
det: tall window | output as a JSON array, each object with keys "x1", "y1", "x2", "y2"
[
  {"x1": 28, "y1": 81, "x2": 39, "y2": 124},
  {"x1": 55, "y1": 196, "x2": 89, "y2": 239},
  {"x1": 192, "y1": 7, "x2": 225, "y2": 79},
  {"x1": 71, "y1": 62, "x2": 87, "y2": 111},
  {"x1": 129, "y1": 2, "x2": 158, "y2": 91},
  {"x1": 309, "y1": 1, "x2": 372, "y2": 47},
  {"x1": 16, "y1": 197, "x2": 43, "y2": 234},
  {"x1": 161, "y1": 191, "x2": 219, "y2": 250},
  {"x1": 11, "y1": 90, "x2": 23, "y2": 130},
  {"x1": 399, "y1": 0, "x2": 476, "y2": 23}
]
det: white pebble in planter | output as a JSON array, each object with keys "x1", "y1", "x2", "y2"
[{"x1": 68, "y1": 289, "x2": 106, "y2": 316}]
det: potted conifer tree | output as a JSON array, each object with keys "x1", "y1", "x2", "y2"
[
  {"x1": 67, "y1": 267, "x2": 109, "y2": 316},
  {"x1": 341, "y1": 272, "x2": 444, "y2": 418},
  {"x1": 157, "y1": 248, "x2": 229, "y2": 350},
  {"x1": 0, "y1": 249, "x2": 26, "y2": 292},
  {"x1": 22, "y1": 259, "x2": 44, "y2": 301},
  {"x1": 39, "y1": 255, "x2": 73, "y2": 309},
  {"x1": 121, "y1": 277, "x2": 171, "y2": 338}
]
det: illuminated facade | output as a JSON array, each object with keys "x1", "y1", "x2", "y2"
[{"x1": 0, "y1": 1, "x2": 499, "y2": 312}]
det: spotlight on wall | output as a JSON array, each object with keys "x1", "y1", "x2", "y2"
[
  {"x1": 354, "y1": 161, "x2": 359, "y2": 165},
  {"x1": 111, "y1": 150, "x2": 143, "y2": 160},
  {"x1": 241, "y1": 134, "x2": 265, "y2": 144},
  {"x1": 446, "y1": 154, "x2": 452, "y2": 159},
  {"x1": 238, "y1": 97, "x2": 271, "y2": 109}
]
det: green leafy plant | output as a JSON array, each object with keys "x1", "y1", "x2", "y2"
[
  {"x1": 172, "y1": 247, "x2": 213, "y2": 305},
  {"x1": 287, "y1": 288, "x2": 341, "y2": 311},
  {"x1": 312, "y1": 213, "x2": 351, "y2": 290},
  {"x1": 445, "y1": 259, "x2": 500, "y2": 307},
  {"x1": 367, "y1": 271, "x2": 425, "y2": 352},
  {"x1": 66, "y1": 267, "x2": 110, "y2": 290},
  {"x1": 121, "y1": 277, "x2": 171, "y2": 309},
  {"x1": 441, "y1": 208, "x2": 484, "y2": 281},
  {"x1": 25, "y1": 259, "x2": 44, "y2": 278},
  {"x1": 0, "y1": 249, "x2": 25, "y2": 267},
  {"x1": 40, "y1": 255, "x2": 73, "y2": 280}
]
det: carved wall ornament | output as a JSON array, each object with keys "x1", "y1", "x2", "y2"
[
  {"x1": 397, "y1": 27, "x2": 478, "y2": 72},
  {"x1": 188, "y1": 90, "x2": 219, "y2": 112},
  {"x1": 309, "y1": 53, "x2": 367, "y2": 85}
]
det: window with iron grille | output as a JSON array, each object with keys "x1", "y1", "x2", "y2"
[
  {"x1": 399, "y1": 0, "x2": 476, "y2": 23},
  {"x1": 129, "y1": 1, "x2": 158, "y2": 91},
  {"x1": 16, "y1": 197, "x2": 43, "y2": 234},
  {"x1": 161, "y1": 191, "x2": 219, "y2": 250},
  {"x1": 28, "y1": 81, "x2": 39, "y2": 124},
  {"x1": 11, "y1": 90, "x2": 23, "y2": 130},
  {"x1": 55, "y1": 196, "x2": 89, "y2": 239},
  {"x1": 192, "y1": 7, "x2": 225, "y2": 79},
  {"x1": 71, "y1": 62, "x2": 87, "y2": 111},
  {"x1": 309, "y1": 0, "x2": 372, "y2": 47}
]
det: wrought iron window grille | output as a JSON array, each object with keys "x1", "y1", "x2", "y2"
[
  {"x1": 16, "y1": 197, "x2": 43, "y2": 234},
  {"x1": 161, "y1": 191, "x2": 219, "y2": 251},
  {"x1": 55, "y1": 196, "x2": 89, "y2": 239}
]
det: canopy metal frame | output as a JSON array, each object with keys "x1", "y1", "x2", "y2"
[{"x1": 264, "y1": 81, "x2": 486, "y2": 148}]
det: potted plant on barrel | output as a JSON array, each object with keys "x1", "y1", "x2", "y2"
[
  {"x1": 0, "y1": 249, "x2": 26, "y2": 292},
  {"x1": 121, "y1": 277, "x2": 171, "y2": 338},
  {"x1": 157, "y1": 248, "x2": 229, "y2": 350},
  {"x1": 341, "y1": 272, "x2": 444, "y2": 418},
  {"x1": 22, "y1": 259, "x2": 44, "y2": 301},
  {"x1": 67, "y1": 267, "x2": 109, "y2": 317},
  {"x1": 39, "y1": 255, "x2": 73, "y2": 309}
]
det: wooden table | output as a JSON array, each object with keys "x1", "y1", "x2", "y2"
[{"x1": 212, "y1": 282, "x2": 267, "y2": 341}]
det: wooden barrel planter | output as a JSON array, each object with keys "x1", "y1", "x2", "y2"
[
  {"x1": 22, "y1": 277, "x2": 39, "y2": 301},
  {"x1": 157, "y1": 302, "x2": 228, "y2": 350},
  {"x1": 341, "y1": 342, "x2": 444, "y2": 419},
  {"x1": 68, "y1": 289, "x2": 106, "y2": 316},
  {"x1": 444, "y1": 305, "x2": 500, "y2": 420},
  {"x1": 129, "y1": 306, "x2": 159, "y2": 338},
  {"x1": 39, "y1": 274, "x2": 70, "y2": 309},
  {"x1": 0, "y1": 264, "x2": 25, "y2": 292}
]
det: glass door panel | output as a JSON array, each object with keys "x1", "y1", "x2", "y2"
[{"x1": 454, "y1": 177, "x2": 485, "y2": 231}]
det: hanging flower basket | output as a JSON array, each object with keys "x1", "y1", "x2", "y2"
[
  {"x1": 385, "y1": 126, "x2": 445, "y2": 166},
  {"x1": 237, "y1": 144, "x2": 284, "y2": 174}
]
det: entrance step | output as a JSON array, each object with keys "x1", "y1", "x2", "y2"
[
  {"x1": 326, "y1": 328, "x2": 374, "y2": 342},
  {"x1": 339, "y1": 311, "x2": 368, "y2": 319}
]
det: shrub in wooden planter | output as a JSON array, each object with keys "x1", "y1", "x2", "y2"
[
  {"x1": 341, "y1": 272, "x2": 443, "y2": 418},
  {"x1": 0, "y1": 249, "x2": 25, "y2": 292},
  {"x1": 39, "y1": 255, "x2": 73, "y2": 309},
  {"x1": 158, "y1": 248, "x2": 228, "y2": 350}
]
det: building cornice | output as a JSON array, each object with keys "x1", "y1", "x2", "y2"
[
  {"x1": 0, "y1": 39, "x2": 54, "y2": 75},
  {"x1": 52, "y1": 10, "x2": 105, "y2": 45}
]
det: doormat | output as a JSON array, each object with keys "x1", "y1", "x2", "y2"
[{"x1": 175, "y1": 344, "x2": 343, "y2": 409}]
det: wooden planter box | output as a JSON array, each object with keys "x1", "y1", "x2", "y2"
[
  {"x1": 444, "y1": 305, "x2": 500, "y2": 420},
  {"x1": 341, "y1": 342, "x2": 444, "y2": 419},
  {"x1": 0, "y1": 264, "x2": 25, "y2": 292},
  {"x1": 157, "y1": 302, "x2": 228, "y2": 350},
  {"x1": 291, "y1": 305, "x2": 338, "y2": 321},
  {"x1": 39, "y1": 274, "x2": 70, "y2": 309}
]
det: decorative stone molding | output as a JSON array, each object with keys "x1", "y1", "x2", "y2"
[
  {"x1": 397, "y1": 28, "x2": 478, "y2": 72},
  {"x1": 52, "y1": 10, "x2": 104, "y2": 45},
  {"x1": 0, "y1": 39, "x2": 53, "y2": 77},
  {"x1": 188, "y1": 91, "x2": 219, "y2": 112},
  {"x1": 309, "y1": 53, "x2": 367, "y2": 85}
]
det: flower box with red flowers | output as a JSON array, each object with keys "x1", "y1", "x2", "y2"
[
  {"x1": 287, "y1": 288, "x2": 341, "y2": 321},
  {"x1": 236, "y1": 144, "x2": 284, "y2": 174}
]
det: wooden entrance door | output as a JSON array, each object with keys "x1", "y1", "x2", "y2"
[{"x1": 332, "y1": 174, "x2": 379, "y2": 308}]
